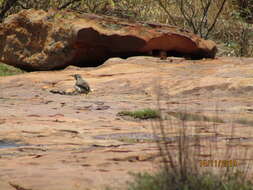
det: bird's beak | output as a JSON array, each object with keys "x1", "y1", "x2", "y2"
[{"x1": 70, "y1": 74, "x2": 75, "y2": 77}]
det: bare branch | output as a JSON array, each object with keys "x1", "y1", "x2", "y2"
[
  {"x1": 155, "y1": 0, "x2": 178, "y2": 26},
  {"x1": 178, "y1": 0, "x2": 197, "y2": 33},
  {"x1": 205, "y1": 0, "x2": 227, "y2": 38},
  {"x1": 15, "y1": 1, "x2": 29, "y2": 9},
  {"x1": 198, "y1": 0, "x2": 212, "y2": 37},
  {"x1": 58, "y1": 0, "x2": 82, "y2": 10},
  {"x1": 0, "y1": 0, "x2": 19, "y2": 21}
]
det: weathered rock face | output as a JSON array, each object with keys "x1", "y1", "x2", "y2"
[
  {"x1": 0, "y1": 9, "x2": 217, "y2": 71},
  {"x1": 0, "y1": 56, "x2": 253, "y2": 190}
]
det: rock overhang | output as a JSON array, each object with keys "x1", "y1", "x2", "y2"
[{"x1": 0, "y1": 9, "x2": 217, "y2": 71}]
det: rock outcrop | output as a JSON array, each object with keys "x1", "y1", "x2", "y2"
[
  {"x1": 0, "y1": 56, "x2": 253, "y2": 190},
  {"x1": 0, "y1": 9, "x2": 217, "y2": 71}
]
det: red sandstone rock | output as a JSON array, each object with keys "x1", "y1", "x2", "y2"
[{"x1": 0, "y1": 9, "x2": 217, "y2": 71}]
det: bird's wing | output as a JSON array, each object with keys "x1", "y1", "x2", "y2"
[{"x1": 76, "y1": 81, "x2": 90, "y2": 91}]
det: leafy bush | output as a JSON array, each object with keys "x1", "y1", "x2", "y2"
[
  {"x1": 127, "y1": 170, "x2": 253, "y2": 190},
  {"x1": 118, "y1": 108, "x2": 160, "y2": 119},
  {"x1": 0, "y1": 63, "x2": 25, "y2": 76}
]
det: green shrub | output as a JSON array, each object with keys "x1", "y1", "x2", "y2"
[
  {"x1": 0, "y1": 63, "x2": 25, "y2": 76},
  {"x1": 118, "y1": 108, "x2": 160, "y2": 119},
  {"x1": 127, "y1": 170, "x2": 253, "y2": 190}
]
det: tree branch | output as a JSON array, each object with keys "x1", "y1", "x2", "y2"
[
  {"x1": 58, "y1": 0, "x2": 82, "y2": 10},
  {"x1": 155, "y1": 0, "x2": 178, "y2": 26},
  {"x1": 0, "y1": 0, "x2": 19, "y2": 21},
  {"x1": 205, "y1": 0, "x2": 227, "y2": 38}
]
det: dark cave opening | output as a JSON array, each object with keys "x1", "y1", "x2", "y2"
[{"x1": 70, "y1": 49, "x2": 206, "y2": 69}]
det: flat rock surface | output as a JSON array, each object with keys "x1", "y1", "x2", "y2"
[{"x1": 0, "y1": 56, "x2": 253, "y2": 190}]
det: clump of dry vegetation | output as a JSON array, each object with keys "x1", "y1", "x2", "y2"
[{"x1": 122, "y1": 103, "x2": 253, "y2": 190}]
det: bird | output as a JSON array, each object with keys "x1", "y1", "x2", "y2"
[
  {"x1": 159, "y1": 50, "x2": 167, "y2": 60},
  {"x1": 72, "y1": 74, "x2": 91, "y2": 95}
]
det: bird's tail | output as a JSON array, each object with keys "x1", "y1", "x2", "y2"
[{"x1": 49, "y1": 89, "x2": 78, "y2": 95}]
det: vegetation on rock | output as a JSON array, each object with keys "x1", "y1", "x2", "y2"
[
  {"x1": 126, "y1": 170, "x2": 253, "y2": 190},
  {"x1": 0, "y1": 63, "x2": 25, "y2": 76},
  {"x1": 118, "y1": 108, "x2": 160, "y2": 119}
]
